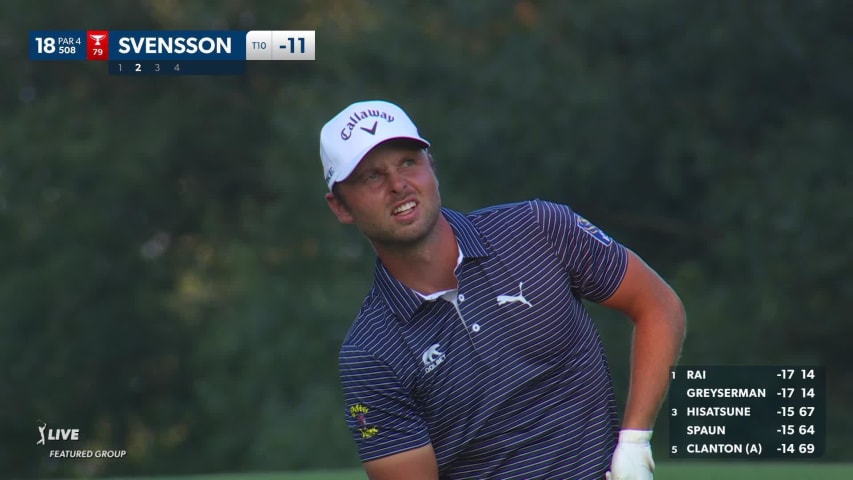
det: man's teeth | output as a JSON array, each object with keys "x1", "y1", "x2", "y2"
[{"x1": 393, "y1": 201, "x2": 417, "y2": 215}]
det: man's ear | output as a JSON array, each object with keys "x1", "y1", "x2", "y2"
[{"x1": 325, "y1": 191, "x2": 354, "y2": 224}]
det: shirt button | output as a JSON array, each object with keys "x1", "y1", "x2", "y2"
[
  {"x1": 471, "y1": 323, "x2": 480, "y2": 333},
  {"x1": 458, "y1": 293, "x2": 465, "y2": 302}
]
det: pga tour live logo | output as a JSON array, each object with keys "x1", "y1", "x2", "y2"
[{"x1": 37, "y1": 420, "x2": 127, "y2": 459}]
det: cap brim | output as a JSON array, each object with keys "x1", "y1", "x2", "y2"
[{"x1": 329, "y1": 135, "x2": 430, "y2": 189}]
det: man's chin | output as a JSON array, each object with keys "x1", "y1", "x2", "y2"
[{"x1": 372, "y1": 224, "x2": 432, "y2": 249}]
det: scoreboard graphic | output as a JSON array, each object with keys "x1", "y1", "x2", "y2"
[
  {"x1": 29, "y1": 30, "x2": 315, "y2": 75},
  {"x1": 669, "y1": 366, "x2": 826, "y2": 459}
]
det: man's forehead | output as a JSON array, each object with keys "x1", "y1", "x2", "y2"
[
  {"x1": 369, "y1": 138, "x2": 428, "y2": 155},
  {"x1": 355, "y1": 141, "x2": 427, "y2": 169}
]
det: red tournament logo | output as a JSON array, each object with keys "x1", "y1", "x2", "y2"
[{"x1": 87, "y1": 30, "x2": 108, "y2": 60}]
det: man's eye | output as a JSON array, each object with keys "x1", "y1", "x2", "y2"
[
  {"x1": 364, "y1": 172, "x2": 379, "y2": 183},
  {"x1": 403, "y1": 159, "x2": 416, "y2": 167}
]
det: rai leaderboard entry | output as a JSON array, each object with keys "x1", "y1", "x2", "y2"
[{"x1": 669, "y1": 366, "x2": 825, "y2": 459}]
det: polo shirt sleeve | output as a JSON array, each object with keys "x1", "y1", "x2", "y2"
[
  {"x1": 532, "y1": 199, "x2": 628, "y2": 302},
  {"x1": 339, "y1": 343, "x2": 431, "y2": 462}
]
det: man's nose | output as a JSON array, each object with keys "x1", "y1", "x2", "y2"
[{"x1": 387, "y1": 170, "x2": 409, "y2": 193}]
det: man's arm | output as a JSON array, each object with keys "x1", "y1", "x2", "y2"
[
  {"x1": 600, "y1": 249, "x2": 686, "y2": 430},
  {"x1": 363, "y1": 443, "x2": 439, "y2": 480}
]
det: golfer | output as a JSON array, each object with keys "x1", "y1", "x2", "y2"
[{"x1": 321, "y1": 100, "x2": 686, "y2": 479}]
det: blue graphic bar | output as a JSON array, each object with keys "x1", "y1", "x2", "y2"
[
  {"x1": 31, "y1": 30, "x2": 316, "y2": 63},
  {"x1": 109, "y1": 31, "x2": 245, "y2": 60},
  {"x1": 30, "y1": 30, "x2": 87, "y2": 60}
]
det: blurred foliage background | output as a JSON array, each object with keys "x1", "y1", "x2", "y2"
[{"x1": 1, "y1": 0, "x2": 851, "y2": 477}]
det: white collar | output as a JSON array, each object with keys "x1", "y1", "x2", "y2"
[{"x1": 414, "y1": 244, "x2": 464, "y2": 301}]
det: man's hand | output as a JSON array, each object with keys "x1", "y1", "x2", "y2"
[{"x1": 605, "y1": 430, "x2": 654, "y2": 480}]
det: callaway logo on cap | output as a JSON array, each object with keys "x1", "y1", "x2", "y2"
[{"x1": 319, "y1": 100, "x2": 430, "y2": 190}]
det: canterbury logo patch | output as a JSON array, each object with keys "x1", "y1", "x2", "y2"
[{"x1": 421, "y1": 343, "x2": 446, "y2": 374}]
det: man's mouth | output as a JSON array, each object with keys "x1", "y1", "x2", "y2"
[{"x1": 392, "y1": 201, "x2": 417, "y2": 215}]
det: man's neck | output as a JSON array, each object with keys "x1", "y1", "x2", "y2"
[{"x1": 374, "y1": 216, "x2": 459, "y2": 295}]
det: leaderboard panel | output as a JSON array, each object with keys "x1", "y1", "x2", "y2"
[
  {"x1": 29, "y1": 30, "x2": 315, "y2": 75},
  {"x1": 669, "y1": 366, "x2": 825, "y2": 459}
]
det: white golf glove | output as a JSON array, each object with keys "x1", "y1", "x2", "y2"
[{"x1": 605, "y1": 429, "x2": 654, "y2": 480}]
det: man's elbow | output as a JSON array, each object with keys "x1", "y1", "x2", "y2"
[{"x1": 663, "y1": 287, "x2": 687, "y2": 341}]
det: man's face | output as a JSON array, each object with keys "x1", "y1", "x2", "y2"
[{"x1": 325, "y1": 140, "x2": 442, "y2": 250}]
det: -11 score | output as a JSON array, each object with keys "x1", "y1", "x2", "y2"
[
  {"x1": 251, "y1": 37, "x2": 306, "y2": 52},
  {"x1": 284, "y1": 36, "x2": 305, "y2": 52}
]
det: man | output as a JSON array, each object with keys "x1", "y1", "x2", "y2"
[{"x1": 321, "y1": 100, "x2": 686, "y2": 480}]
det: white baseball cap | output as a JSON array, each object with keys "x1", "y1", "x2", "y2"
[{"x1": 320, "y1": 100, "x2": 430, "y2": 190}]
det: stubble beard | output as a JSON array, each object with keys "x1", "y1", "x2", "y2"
[{"x1": 368, "y1": 194, "x2": 442, "y2": 254}]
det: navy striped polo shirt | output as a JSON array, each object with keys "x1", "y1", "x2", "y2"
[{"x1": 339, "y1": 199, "x2": 628, "y2": 479}]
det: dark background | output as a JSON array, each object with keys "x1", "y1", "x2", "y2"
[{"x1": 2, "y1": 0, "x2": 851, "y2": 477}]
